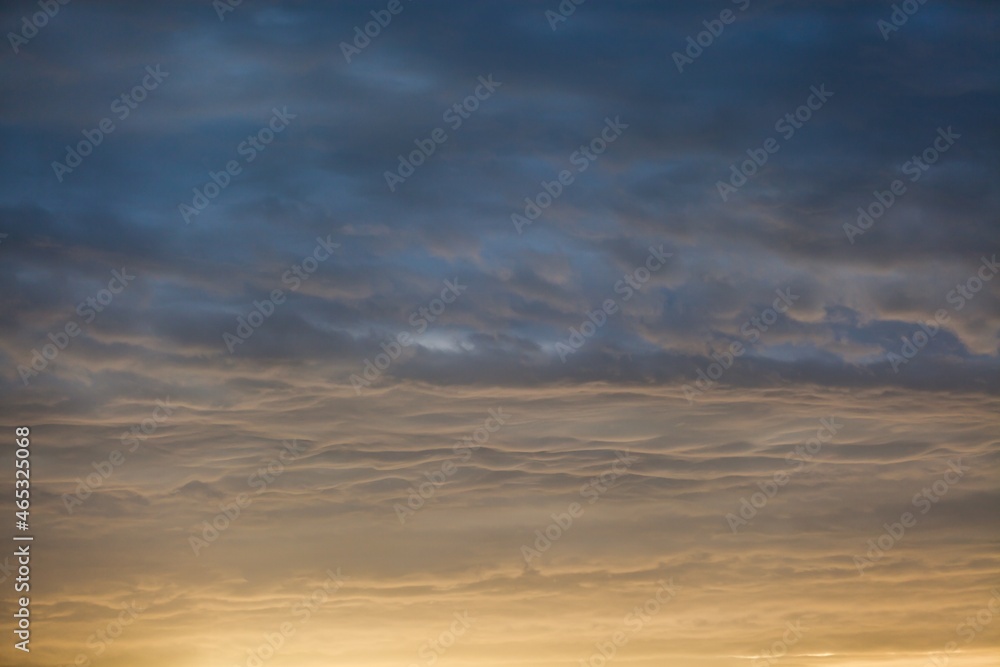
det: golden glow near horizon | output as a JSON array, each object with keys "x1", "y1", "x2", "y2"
[
  {"x1": 8, "y1": 382, "x2": 999, "y2": 666},
  {"x1": 2, "y1": 1, "x2": 998, "y2": 666}
]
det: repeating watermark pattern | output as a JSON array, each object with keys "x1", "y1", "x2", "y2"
[
  {"x1": 340, "y1": 0, "x2": 413, "y2": 63},
  {"x1": 349, "y1": 278, "x2": 467, "y2": 394},
  {"x1": 887, "y1": 309, "x2": 951, "y2": 373},
  {"x1": 189, "y1": 440, "x2": 307, "y2": 556},
  {"x1": 672, "y1": 0, "x2": 752, "y2": 73},
  {"x1": 511, "y1": 116, "x2": 628, "y2": 234},
  {"x1": 521, "y1": 450, "x2": 637, "y2": 564},
  {"x1": 385, "y1": 75, "x2": 502, "y2": 192},
  {"x1": 51, "y1": 65, "x2": 168, "y2": 182},
  {"x1": 546, "y1": 0, "x2": 586, "y2": 31},
  {"x1": 223, "y1": 235, "x2": 341, "y2": 353},
  {"x1": 887, "y1": 254, "x2": 996, "y2": 372},
  {"x1": 178, "y1": 107, "x2": 296, "y2": 223},
  {"x1": 946, "y1": 255, "x2": 999, "y2": 311},
  {"x1": 233, "y1": 568, "x2": 347, "y2": 667},
  {"x1": 878, "y1": 0, "x2": 930, "y2": 41},
  {"x1": 844, "y1": 127, "x2": 960, "y2": 244},
  {"x1": 17, "y1": 268, "x2": 135, "y2": 386},
  {"x1": 726, "y1": 417, "x2": 842, "y2": 533},
  {"x1": 62, "y1": 398, "x2": 175, "y2": 513},
  {"x1": 406, "y1": 611, "x2": 474, "y2": 667},
  {"x1": 684, "y1": 287, "x2": 799, "y2": 403},
  {"x1": 717, "y1": 85, "x2": 833, "y2": 201},
  {"x1": 577, "y1": 579, "x2": 679, "y2": 667},
  {"x1": 62, "y1": 601, "x2": 147, "y2": 666},
  {"x1": 556, "y1": 245, "x2": 672, "y2": 361},
  {"x1": 7, "y1": 0, "x2": 71, "y2": 54},
  {"x1": 51, "y1": 65, "x2": 165, "y2": 176},
  {"x1": 922, "y1": 588, "x2": 1000, "y2": 667},
  {"x1": 853, "y1": 459, "x2": 969, "y2": 574},
  {"x1": 750, "y1": 620, "x2": 806, "y2": 667},
  {"x1": 394, "y1": 408, "x2": 509, "y2": 524}
]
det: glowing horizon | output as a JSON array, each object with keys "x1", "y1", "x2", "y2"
[{"x1": 1, "y1": 1, "x2": 998, "y2": 665}]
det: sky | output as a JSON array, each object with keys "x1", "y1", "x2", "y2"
[{"x1": 1, "y1": 1, "x2": 999, "y2": 666}]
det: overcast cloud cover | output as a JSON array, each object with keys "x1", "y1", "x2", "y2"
[{"x1": 1, "y1": 1, "x2": 998, "y2": 666}]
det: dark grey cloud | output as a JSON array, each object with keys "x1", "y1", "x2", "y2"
[{"x1": 2, "y1": 4, "x2": 999, "y2": 663}]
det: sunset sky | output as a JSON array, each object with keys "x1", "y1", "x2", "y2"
[{"x1": 1, "y1": 1, "x2": 999, "y2": 666}]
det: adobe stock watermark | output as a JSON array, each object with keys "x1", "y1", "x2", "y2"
[
  {"x1": 878, "y1": 0, "x2": 929, "y2": 41},
  {"x1": 406, "y1": 612, "x2": 474, "y2": 667},
  {"x1": 853, "y1": 459, "x2": 969, "y2": 575},
  {"x1": 578, "y1": 579, "x2": 680, "y2": 667},
  {"x1": 340, "y1": 0, "x2": 414, "y2": 63},
  {"x1": 18, "y1": 268, "x2": 135, "y2": 386},
  {"x1": 62, "y1": 398, "x2": 175, "y2": 513},
  {"x1": 886, "y1": 254, "x2": 996, "y2": 373},
  {"x1": 62, "y1": 601, "x2": 147, "y2": 667},
  {"x1": 213, "y1": 0, "x2": 244, "y2": 21},
  {"x1": 7, "y1": 0, "x2": 71, "y2": 54},
  {"x1": 750, "y1": 621, "x2": 806, "y2": 667},
  {"x1": 179, "y1": 107, "x2": 296, "y2": 223},
  {"x1": 223, "y1": 235, "x2": 340, "y2": 353},
  {"x1": 717, "y1": 85, "x2": 833, "y2": 201},
  {"x1": 844, "y1": 127, "x2": 960, "y2": 244},
  {"x1": 384, "y1": 75, "x2": 502, "y2": 191},
  {"x1": 394, "y1": 408, "x2": 509, "y2": 524},
  {"x1": 51, "y1": 65, "x2": 168, "y2": 182},
  {"x1": 521, "y1": 450, "x2": 637, "y2": 564},
  {"x1": 672, "y1": 0, "x2": 751, "y2": 73},
  {"x1": 726, "y1": 417, "x2": 842, "y2": 533},
  {"x1": 233, "y1": 568, "x2": 347, "y2": 667},
  {"x1": 189, "y1": 440, "x2": 308, "y2": 556},
  {"x1": 684, "y1": 288, "x2": 799, "y2": 403},
  {"x1": 545, "y1": 0, "x2": 586, "y2": 31},
  {"x1": 922, "y1": 588, "x2": 1000, "y2": 667},
  {"x1": 511, "y1": 116, "x2": 628, "y2": 234},
  {"x1": 556, "y1": 245, "x2": 671, "y2": 361},
  {"x1": 349, "y1": 278, "x2": 467, "y2": 394},
  {"x1": 945, "y1": 255, "x2": 998, "y2": 312}
]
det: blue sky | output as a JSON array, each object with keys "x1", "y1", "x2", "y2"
[{"x1": 2, "y1": 2, "x2": 999, "y2": 666}]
